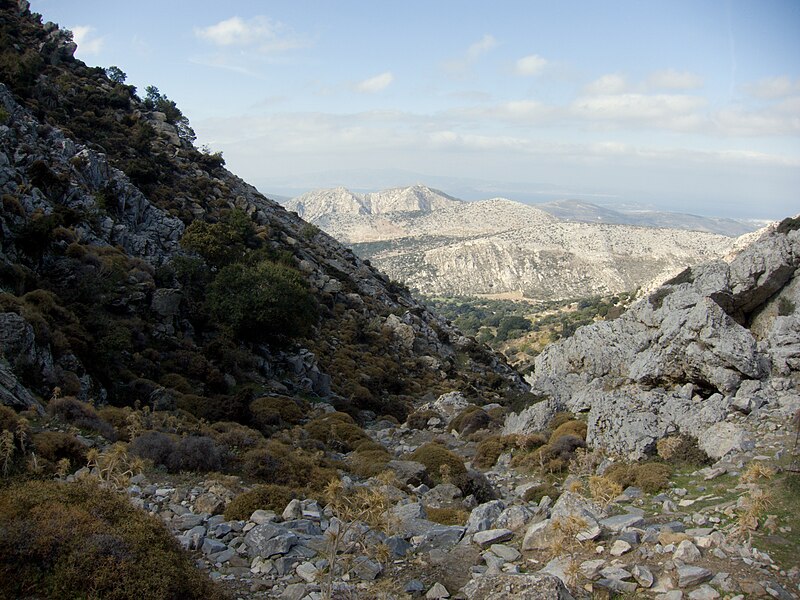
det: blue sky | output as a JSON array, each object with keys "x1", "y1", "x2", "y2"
[{"x1": 30, "y1": 1, "x2": 800, "y2": 219}]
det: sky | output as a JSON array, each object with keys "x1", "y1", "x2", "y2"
[{"x1": 29, "y1": 1, "x2": 800, "y2": 219}]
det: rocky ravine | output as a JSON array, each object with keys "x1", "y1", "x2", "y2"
[
  {"x1": 94, "y1": 220, "x2": 798, "y2": 599},
  {"x1": 286, "y1": 186, "x2": 740, "y2": 300},
  {"x1": 86, "y1": 381, "x2": 798, "y2": 600}
]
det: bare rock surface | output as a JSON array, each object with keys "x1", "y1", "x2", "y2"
[{"x1": 509, "y1": 219, "x2": 800, "y2": 458}]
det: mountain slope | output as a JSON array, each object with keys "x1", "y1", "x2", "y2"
[
  {"x1": 290, "y1": 187, "x2": 738, "y2": 300},
  {"x1": 0, "y1": 5, "x2": 527, "y2": 422}
]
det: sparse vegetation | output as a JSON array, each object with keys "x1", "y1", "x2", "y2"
[{"x1": 424, "y1": 292, "x2": 634, "y2": 368}]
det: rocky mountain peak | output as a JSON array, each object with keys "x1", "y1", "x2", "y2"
[{"x1": 291, "y1": 186, "x2": 740, "y2": 300}]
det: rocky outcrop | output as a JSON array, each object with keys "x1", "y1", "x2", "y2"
[
  {"x1": 507, "y1": 218, "x2": 800, "y2": 458},
  {"x1": 0, "y1": 85, "x2": 184, "y2": 265}
]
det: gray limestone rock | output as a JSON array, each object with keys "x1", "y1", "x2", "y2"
[
  {"x1": 673, "y1": 540, "x2": 702, "y2": 563},
  {"x1": 599, "y1": 512, "x2": 644, "y2": 533},
  {"x1": 460, "y1": 573, "x2": 575, "y2": 600},
  {"x1": 509, "y1": 222, "x2": 800, "y2": 458},
  {"x1": 386, "y1": 460, "x2": 429, "y2": 486},
  {"x1": 632, "y1": 564, "x2": 655, "y2": 588},
  {"x1": 424, "y1": 483, "x2": 463, "y2": 508},
  {"x1": 413, "y1": 525, "x2": 465, "y2": 552},
  {"x1": 472, "y1": 528, "x2": 513, "y2": 549},
  {"x1": 465, "y1": 500, "x2": 506, "y2": 534},
  {"x1": 677, "y1": 565, "x2": 713, "y2": 587},
  {"x1": 426, "y1": 582, "x2": 450, "y2": 599},
  {"x1": 244, "y1": 523, "x2": 298, "y2": 558}
]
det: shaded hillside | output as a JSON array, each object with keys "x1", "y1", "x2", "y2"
[{"x1": 0, "y1": 2, "x2": 527, "y2": 424}]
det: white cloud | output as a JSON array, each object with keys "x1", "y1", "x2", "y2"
[
  {"x1": 467, "y1": 34, "x2": 498, "y2": 59},
  {"x1": 355, "y1": 72, "x2": 394, "y2": 93},
  {"x1": 515, "y1": 54, "x2": 547, "y2": 76},
  {"x1": 570, "y1": 93, "x2": 707, "y2": 131},
  {"x1": 195, "y1": 16, "x2": 304, "y2": 53},
  {"x1": 584, "y1": 74, "x2": 628, "y2": 95},
  {"x1": 443, "y1": 34, "x2": 498, "y2": 74},
  {"x1": 428, "y1": 131, "x2": 529, "y2": 151},
  {"x1": 646, "y1": 69, "x2": 704, "y2": 90},
  {"x1": 712, "y1": 105, "x2": 800, "y2": 136},
  {"x1": 70, "y1": 25, "x2": 104, "y2": 55},
  {"x1": 742, "y1": 76, "x2": 800, "y2": 100},
  {"x1": 452, "y1": 100, "x2": 552, "y2": 123}
]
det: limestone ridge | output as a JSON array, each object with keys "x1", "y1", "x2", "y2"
[
  {"x1": 506, "y1": 217, "x2": 800, "y2": 459},
  {"x1": 0, "y1": 4, "x2": 527, "y2": 417},
  {"x1": 286, "y1": 187, "x2": 740, "y2": 300}
]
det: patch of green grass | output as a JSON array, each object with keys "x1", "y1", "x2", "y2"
[{"x1": 750, "y1": 470, "x2": 800, "y2": 567}]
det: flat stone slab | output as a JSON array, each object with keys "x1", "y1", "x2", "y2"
[
  {"x1": 600, "y1": 513, "x2": 644, "y2": 533},
  {"x1": 677, "y1": 565, "x2": 713, "y2": 588},
  {"x1": 472, "y1": 528, "x2": 514, "y2": 548}
]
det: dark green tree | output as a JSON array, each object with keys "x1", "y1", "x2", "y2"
[{"x1": 207, "y1": 260, "x2": 318, "y2": 342}]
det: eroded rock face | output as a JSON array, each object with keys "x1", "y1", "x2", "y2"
[{"x1": 508, "y1": 220, "x2": 800, "y2": 458}]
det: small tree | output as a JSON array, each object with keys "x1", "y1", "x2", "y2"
[
  {"x1": 142, "y1": 85, "x2": 196, "y2": 144},
  {"x1": 207, "y1": 259, "x2": 318, "y2": 342},
  {"x1": 180, "y1": 209, "x2": 256, "y2": 268},
  {"x1": 105, "y1": 66, "x2": 127, "y2": 84}
]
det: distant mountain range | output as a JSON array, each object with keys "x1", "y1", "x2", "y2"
[
  {"x1": 283, "y1": 185, "x2": 755, "y2": 300},
  {"x1": 536, "y1": 199, "x2": 762, "y2": 237}
]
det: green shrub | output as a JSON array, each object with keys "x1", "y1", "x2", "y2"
[
  {"x1": 473, "y1": 435, "x2": 515, "y2": 470},
  {"x1": 523, "y1": 483, "x2": 561, "y2": 503},
  {"x1": 32, "y1": 431, "x2": 88, "y2": 471},
  {"x1": 97, "y1": 406, "x2": 133, "y2": 441},
  {"x1": 406, "y1": 409, "x2": 441, "y2": 430},
  {"x1": 179, "y1": 209, "x2": 255, "y2": 268},
  {"x1": 208, "y1": 421, "x2": 264, "y2": 453},
  {"x1": 177, "y1": 393, "x2": 248, "y2": 423},
  {"x1": 548, "y1": 412, "x2": 575, "y2": 431},
  {"x1": 0, "y1": 406, "x2": 20, "y2": 433},
  {"x1": 304, "y1": 412, "x2": 370, "y2": 452},
  {"x1": 223, "y1": 484, "x2": 301, "y2": 521},
  {"x1": 426, "y1": 506, "x2": 470, "y2": 526},
  {"x1": 549, "y1": 419, "x2": 587, "y2": 443},
  {"x1": 207, "y1": 259, "x2": 318, "y2": 342},
  {"x1": 240, "y1": 440, "x2": 336, "y2": 490},
  {"x1": 167, "y1": 436, "x2": 222, "y2": 473},
  {"x1": 449, "y1": 405, "x2": 493, "y2": 436},
  {"x1": 0, "y1": 480, "x2": 227, "y2": 599},
  {"x1": 348, "y1": 447, "x2": 391, "y2": 478},
  {"x1": 249, "y1": 396, "x2": 304, "y2": 433},
  {"x1": 408, "y1": 442, "x2": 468, "y2": 491},
  {"x1": 129, "y1": 431, "x2": 175, "y2": 467},
  {"x1": 47, "y1": 396, "x2": 115, "y2": 439}
]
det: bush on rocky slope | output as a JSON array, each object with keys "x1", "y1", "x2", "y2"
[{"x1": 0, "y1": 479, "x2": 228, "y2": 599}]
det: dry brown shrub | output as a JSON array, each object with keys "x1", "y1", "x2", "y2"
[
  {"x1": 588, "y1": 475, "x2": 622, "y2": 508},
  {"x1": 426, "y1": 507, "x2": 469, "y2": 525}
]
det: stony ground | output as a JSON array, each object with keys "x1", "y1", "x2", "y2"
[{"x1": 108, "y1": 394, "x2": 799, "y2": 600}]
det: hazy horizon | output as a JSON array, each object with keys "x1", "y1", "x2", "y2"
[{"x1": 30, "y1": 0, "x2": 800, "y2": 221}]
